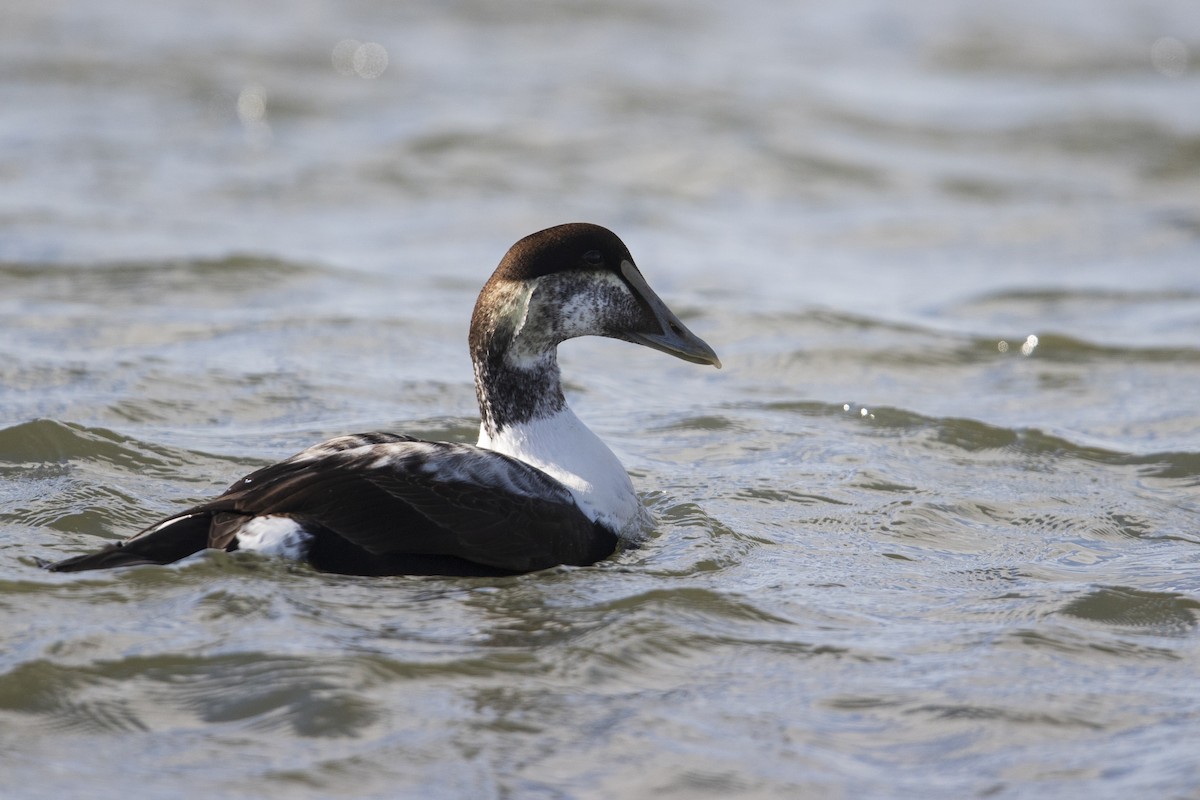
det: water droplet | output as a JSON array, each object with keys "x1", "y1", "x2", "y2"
[
  {"x1": 353, "y1": 42, "x2": 389, "y2": 79},
  {"x1": 236, "y1": 83, "x2": 267, "y2": 123},
  {"x1": 1151, "y1": 37, "x2": 1189, "y2": 79},
  {"x1": 236, "y1": 83, "x2": 271, "y2": 146},
  {"x1": 332, "y1": 39, "x2": 361, "y2": 76},
  {"x1": 332, "y1": 39, "x2": 389, "y2": 79}
]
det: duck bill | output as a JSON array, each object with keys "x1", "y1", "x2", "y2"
[{"x1": 619, "y1": 260, "x2": 722, "y2": 368}]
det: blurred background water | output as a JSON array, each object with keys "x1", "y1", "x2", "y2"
[{"x1": 2, "y1": 0, "x2": 1200, "y2": 797}]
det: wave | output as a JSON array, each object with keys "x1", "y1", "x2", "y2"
[
  {"x1": 746, "y1": 306, "x2": 1200, "y2": 366},
  {"x1": 0, "y1": 419, "x2": 263, "y2": 534},
  {"x1": 759, "y1": 401, "x2": 1200, "y2": 480},
  {"x1": 1059, "y1": 585, "x2": 1199, "y2": 636},
  {"x1": 0, "y1": 418, "x2": 197, "y2": 474},
  {"x1": 0, "y1": 254, "x2": 322, "y2": 293},
  {"x1": 0, "y1": 652, "x2": 381, "y2": 738}
]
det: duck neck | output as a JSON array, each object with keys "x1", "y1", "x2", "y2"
[
  {"x1": 473, "y1": 348, "x2": 565, "y2": 441},
  {"x1": 473, "y1": 356, "x2": 641, "y2": 533},
  {"x1": 470, "y1": 277, "x2": 569, "y2": 440},
  {"x1": 469, "y1": 301, "x2": 643, "y2": 534}
]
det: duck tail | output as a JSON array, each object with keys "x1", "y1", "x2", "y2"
[{"x1": 41, "y1": 513, "x2": 213, "y2": 572}]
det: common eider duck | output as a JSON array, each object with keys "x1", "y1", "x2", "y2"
[{"x1": 44, "y1": 223, "x2": 720, "y2": 576}]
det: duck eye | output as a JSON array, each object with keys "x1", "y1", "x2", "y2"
[{"x1": 582, "y1": 250, "x2": 603, "y2": 266}]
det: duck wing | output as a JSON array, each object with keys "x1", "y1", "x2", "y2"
[{"x1": 45, "y1": 433, "x2": 617, "y2": 575}]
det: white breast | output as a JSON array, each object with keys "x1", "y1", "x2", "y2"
[{"x1": 477, "y1": 408, "x2": 648, "y2": 538}]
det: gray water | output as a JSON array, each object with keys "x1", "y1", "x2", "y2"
[{"x1": 3, "y1": 0, "x2": 1200, "y2": 797}]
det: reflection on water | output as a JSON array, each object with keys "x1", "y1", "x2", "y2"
[{"x1": 2, "y1": 0, "x2": 1200, "y2": 797}]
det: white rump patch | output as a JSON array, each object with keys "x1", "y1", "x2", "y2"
[{"x1": 236, "y1": 516, "x2": 312, "y2": 560}]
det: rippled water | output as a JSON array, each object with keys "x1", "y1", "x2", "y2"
[{"x1": 3, "y1": 0, "x2": 1200, "y2": 797}]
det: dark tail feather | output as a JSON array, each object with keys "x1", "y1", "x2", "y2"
[{"x1": 42, "y1": 513, "x2": 213, "y2": 572}]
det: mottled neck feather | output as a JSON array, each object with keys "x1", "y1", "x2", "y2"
[
  {"x1": 470, "y1": 280, "x2": 565, "y2": 438},
  {"x1": 473, "y1": 349, "x2": 565, "y2": 437}
]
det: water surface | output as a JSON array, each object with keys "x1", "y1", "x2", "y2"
[{"x1": 2, "y1": 1, "x2": 1200, "y2": 797}]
